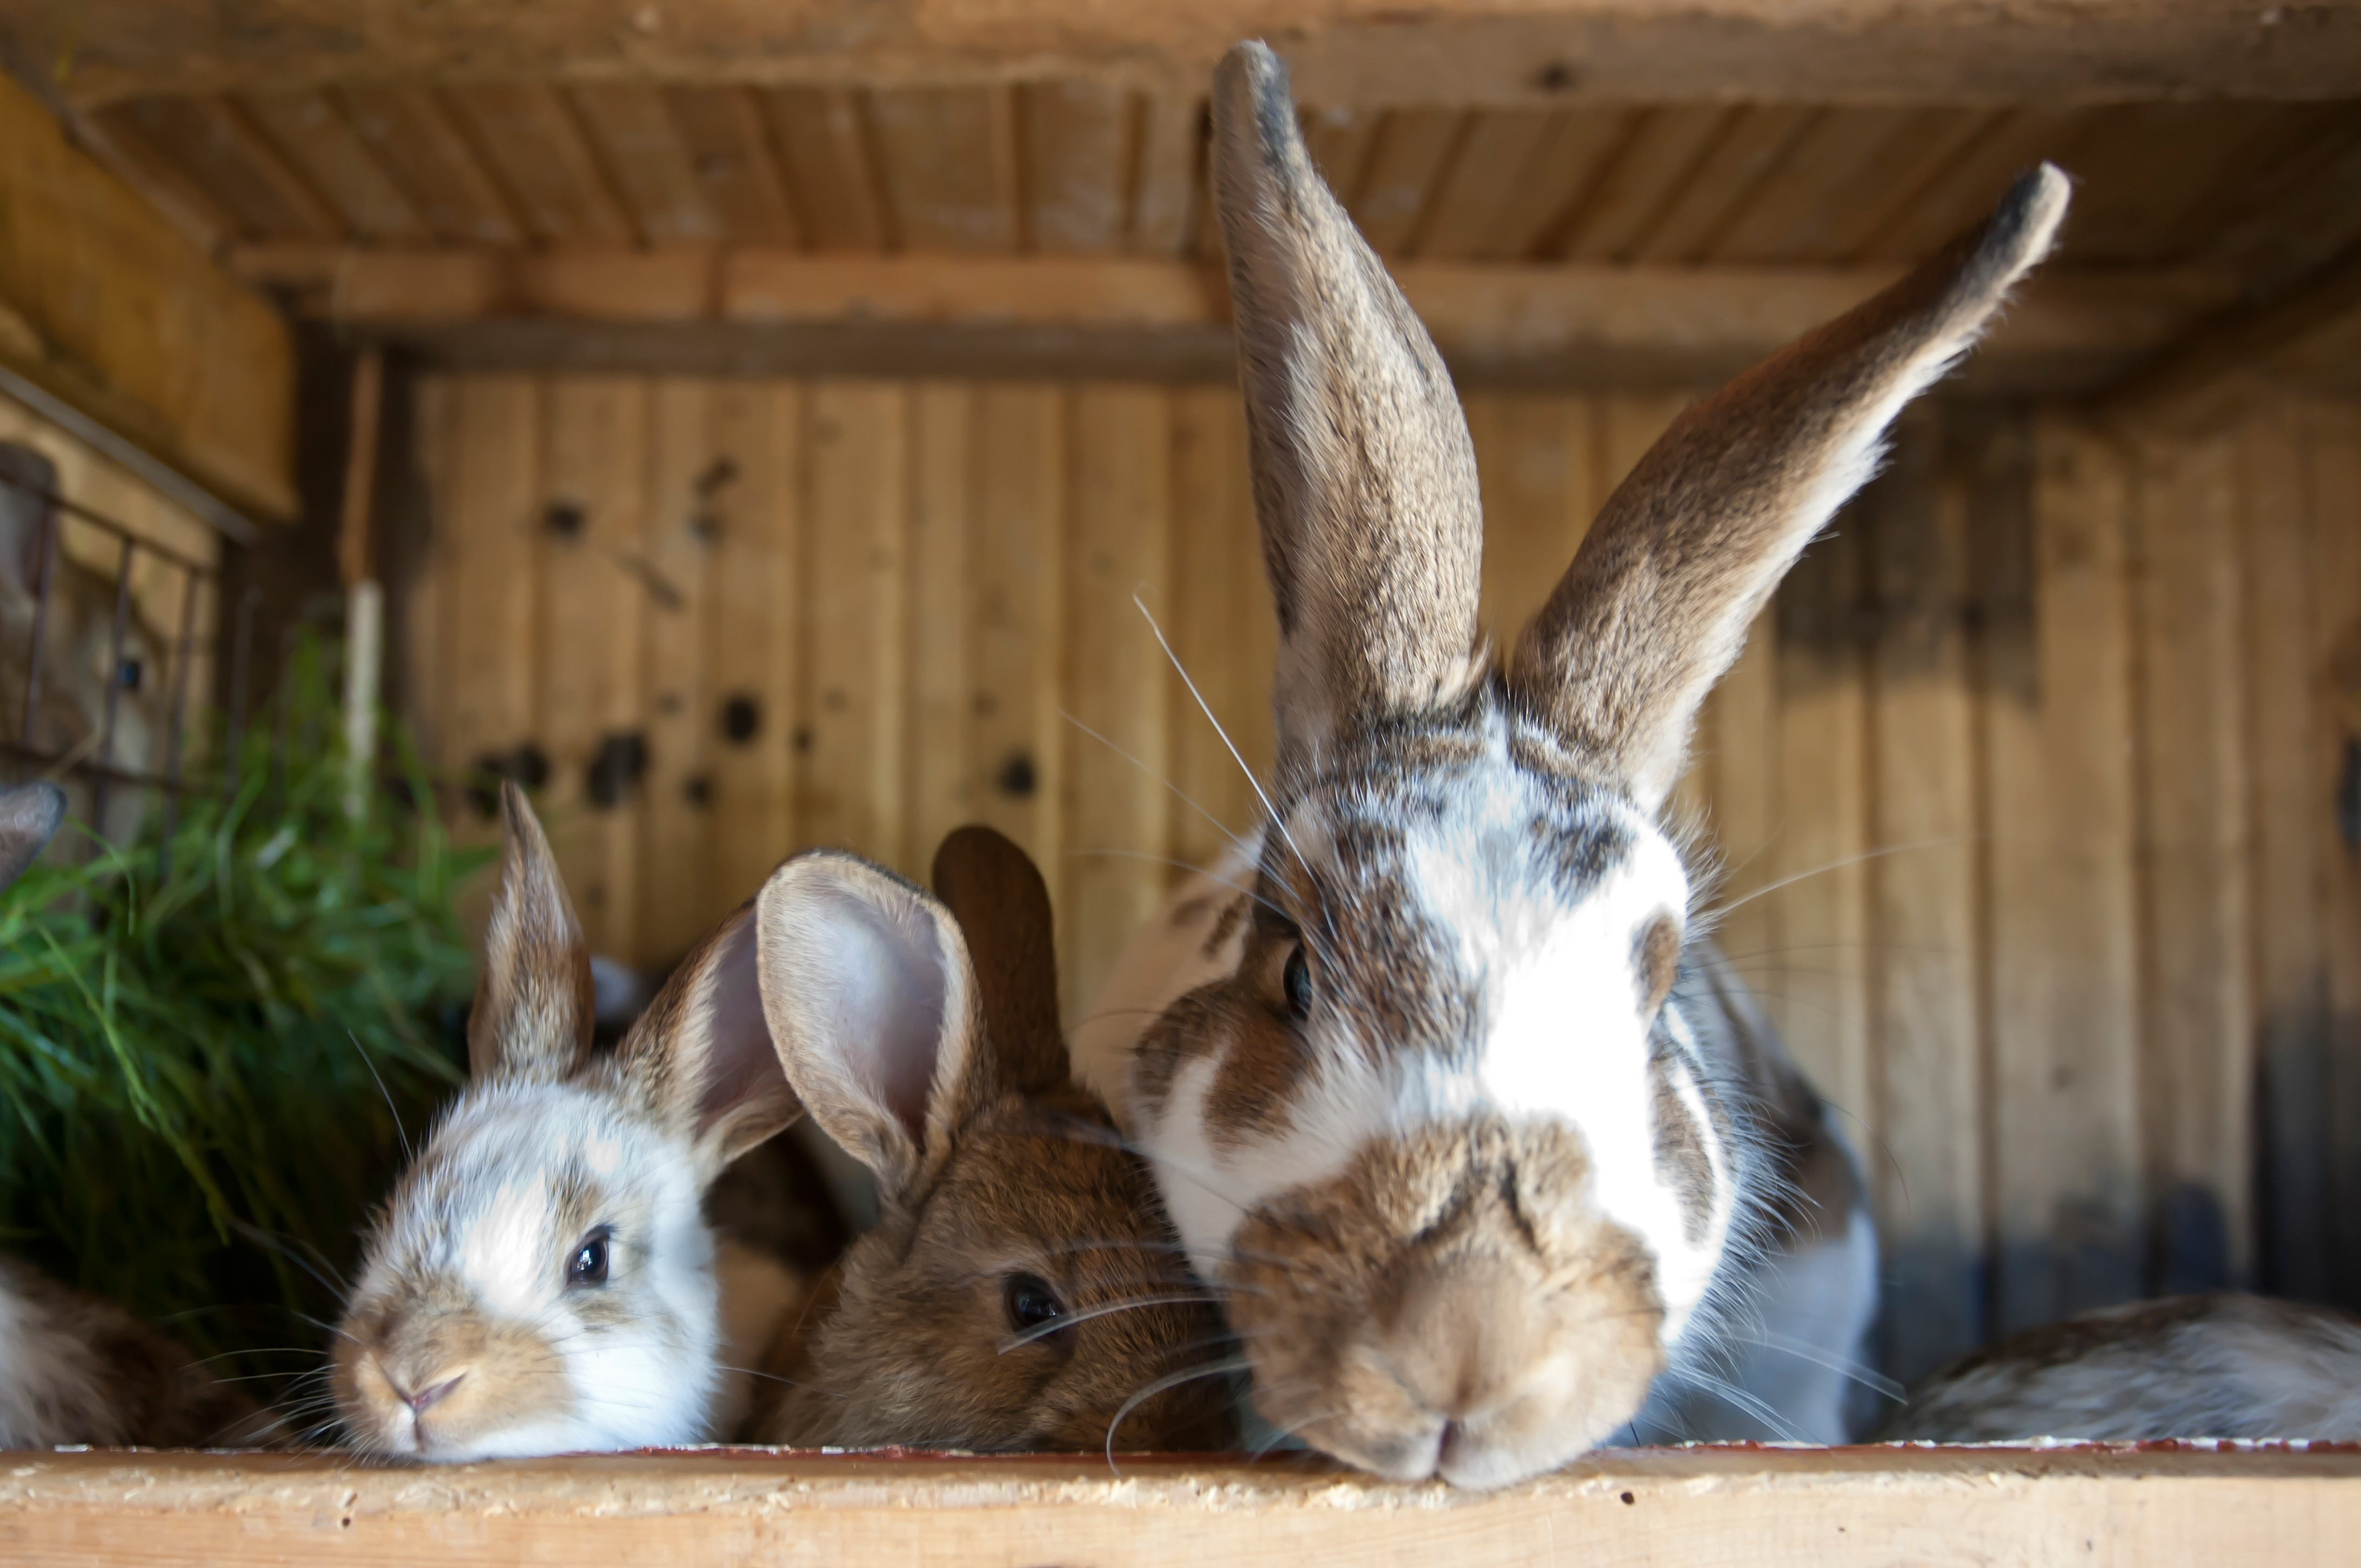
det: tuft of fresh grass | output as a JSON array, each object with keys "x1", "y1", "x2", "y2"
[{"x1": 0, "y1": 638, "x2": 485, "y2": 1397}]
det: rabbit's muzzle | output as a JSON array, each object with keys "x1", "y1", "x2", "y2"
[
  {"x1": 332, "y1": 1293, "x2": 573, "y2": 1459},
  {"x1": 1220, "y1": 1115, "x2": 1666, "y2": 1487}
]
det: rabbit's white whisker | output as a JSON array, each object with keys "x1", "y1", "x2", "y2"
[
  {"x1": 1103, "y1": 1353, "x2": 1255, "y2": 1472},
  {"x1": 996, "y1": 1293, "x2": 1226, "y2": 1353}
]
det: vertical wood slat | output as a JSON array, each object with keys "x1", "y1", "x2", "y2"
[
  {"x1": 707, "y1": 382, "x2": 802, "y2": 909},
  {"x1": 2130, "y1": 430, "x2": 2253, "y2": 1292},
  {"x1": 2242, "y1": 400, "x2": 2331, "y2": 1299},
  {"x1": 799, "y1": 383, "x2": 911, "y2": 870},
  {"x1": 907, "y1": 384, "x2": 974, "y2": 873},
  {"x1": 538, "y1": 378, "x2": 647, "y2": 957},
  {"x1": 1865, "y1": 408, "x2": 1986, "y2": 1382},
  {"x1": 1985, "y1": 412, "x2": 2143, "y2": 1334},
  {"x1": 967, "y1": 387, "x2": 1066, "y2": 872},
  {"x1": 2307, "y1": 402, "x2": 2361, "y2": 1307},
  {"x1": 1061, "y1": 386, "x2": 1174, "y2": 1021},
  {"x1": 1169, "y1": 386, "x2": 1274, "y2": 870},
  {"x1": 637, "y1": 380, "x2": 718, "y2": 963}
]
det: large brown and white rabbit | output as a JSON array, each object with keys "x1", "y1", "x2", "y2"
[
  {"x1": 331, "y1": 782, "x2": 806, "y2": 1460},
  {"x1": 1071, "y1": 41, "x2": 2069, "y2": 1487},
  {"x1": 0, "y1": 780, "x2": 270, "y2": 1449},
  {"x1": 0, "y1": 444, "x2": 166, "y2": 848},
  {"x1": 1877, "y1": 1294, "x2": 2361, "y2": 1443},
  {"x1": 751, "y1": 825, "x2": 1236, "y2": 1452}
]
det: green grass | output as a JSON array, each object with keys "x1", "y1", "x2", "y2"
[{"x1": 0, "y1": 638, "x2": 485, "y2": 1399}]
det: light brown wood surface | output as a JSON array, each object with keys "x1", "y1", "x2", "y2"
[
  {"x1": 0, "y1": 72, "x2": 292, "y2": 520},
  {"x1": 3, "y1": 1445, "x2": 2360, "y2": 1566},
  {"x1": 10, "y1": 2, "x2": 2359, "y2": 106}
]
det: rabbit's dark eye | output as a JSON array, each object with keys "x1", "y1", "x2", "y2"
[
  {"x1": 1002, "y1": 1272, "x2": 1065, "y2": 1335},
  {"x1": 567, "y1": 1228, "x2": 612, "y2": 1288},
  {"x1": 116, "y1": 659, "x2": 142, "y2": 692},
  {"x1": 1283, "y1": 944, "x2": 1313, "y2": 1020}
]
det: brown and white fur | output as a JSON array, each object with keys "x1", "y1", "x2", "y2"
[
  {"x1": 1878, "y1": 1294, "x2": 2361, "y2": 1443},
  {"x1": 0, "y1": 781, "x2": 269, "y2": 1449},
  {"x1": 332, "y1": 783, "x2": 804, "y2": 1460},
  {"x1": 1071, "y1": 41, "x2": 2069, "y2": 1487},
  {"x1": 751, "y1": 826, "x2": 1236, "y2": 1452}
]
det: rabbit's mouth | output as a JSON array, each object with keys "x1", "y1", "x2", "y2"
[{"x1": 1216, "y1": 1115, "x2": 1668, "y2": 1487}]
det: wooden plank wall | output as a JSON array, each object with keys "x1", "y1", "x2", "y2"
[{"x1": 399, "y1": 372, "x2": 2361, "y2": 1378}]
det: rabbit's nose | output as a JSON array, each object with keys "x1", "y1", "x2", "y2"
[{"x1": 400, "y1": 1371, "x2": 466, "y2": 1413}]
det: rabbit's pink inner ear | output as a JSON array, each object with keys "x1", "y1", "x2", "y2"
[
  {"x1": 681, "y1": 913, "x2": 802, "y2": 1169},
  {"x1": 756, "y1": 861, "x2": 978, "y2": 1196}
]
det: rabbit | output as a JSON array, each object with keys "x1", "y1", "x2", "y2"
[
  {"x1": 0, "y1": 780, "x2": 271, "y2": 1449},
  {"x1": 1, "y1": 443, "x2": 168, "y2": 850},
  {"x1": 1066, "y1": 39, "x2": 2070, "y2": 1488},
  {"x1": 330, "y1": 781, "x2": 806, "y2": 1461},
  {"x1": 747, "y1": 825, "x2": 1238, "y2": 1453},
  {"x1": 1876, "y1": 1294, "x2": 2361, "y2": 1443}
]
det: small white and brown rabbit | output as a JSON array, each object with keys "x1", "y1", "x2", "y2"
[
  {"x1": 747, "y1": 825, "x2": 1236, "y2": 1452},
  {"x1": 0, "y1": 444, "x2": 167, "y2": 848},
  {"x1": 0, "y1": 780, "x2": 270, "y2": 1449},
  {"x1": 330, "y1": 782, "x2": 806, "y2": 1460},
  {"x1": 1877, "y1": 1294, "x2": 2361, "y2": 1443},
  {"x1": 1072, "y1": 40, "x2": 2070, "y2": 1487}
]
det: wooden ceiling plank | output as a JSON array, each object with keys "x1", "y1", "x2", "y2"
[
  {"x1": 446, "y1": 83, "x2": 636, "y2": 246},
  {"x1": 2194, "y1": 114, "x2": 2361, "y2": 299},
  {"x1": 1481, "y1": 109, "x2": 1635, "y2": 262},
  {"x1": 663, "y1": 85, "x2": 801, "y2": 247},
  {"x1": 1349, "y1": 108, "x2": 1469, "y2": 258},
  {"x1": 570, "y1": 82, "x2": 724, "y2": 244},
  {"x1": 1025, "y1": 80, "x2": 1129, "y2": 254},
  {"x1": 2098, "y1": 237, "x2": 2361, "y2": 425},
  {"x1": 108, "y1": 95, "x2": 344, "y2": 241},
  {"x1": 1129, "y1": 95, "x2": 1203, "y2": 257},
  {"x1": 1851, "y1": 106, "x2": 2097, "y2": 263},
  {"x1": 337, "y1": 84, "x2": 527, "y2": 245},
  {"x1": 239, "y1": 89, "x2": 430, "y2": 243},
  {"x1": 759, "y1": 87, "x2": 889, "y2": 251},
  {"x1": 2052, "y1": 103, "x2": 2329, "y2": 266},
  {"x1": 1415, "y1": 111, "x2": 1554, "y2": 262},
  {"x1": 1299, "y1": 104, "x2": 1383, "y2": 207},
  {"x1": 1710, "y1": 107, "x2": 1994, "y2": 265},
  {"x1": 1627, "y1": 104, "x2": 1822, "y2": 265},
  {"x1": 867, "y1": 84, "x2": 1019, "y2": 253},
  {"x1": 79, "y1": 103, "x2": 243, "y2": 251},
  {"x1": 1550, "y1": 105, "x2": 1731, "y2": 263}
]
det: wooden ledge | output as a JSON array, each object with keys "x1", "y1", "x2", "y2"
[{"x1": 4, "y1": 1443, "x2": 2359, "y2": 1565}]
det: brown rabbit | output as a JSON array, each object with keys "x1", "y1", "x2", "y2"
[
  {"x1": 0, "y1": 780, "x2": 271, "y2": 1450},
  {"x1": 1877, "y1": 1294, "x2": 2361, "y2": 1443},
  {"x1": 0, "y1": 443, "x2": 169, "y2": 849},
  {"x1": 750, "y1": 826, "x2": 1238, "y2": 1453}
]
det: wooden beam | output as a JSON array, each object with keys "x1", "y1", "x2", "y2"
[
  {"x1": 3, "y1": 1446, "x2": 2360, "y2": 1566},
  {"x1": 6, "y1": 2, "x2": 2358, "y2": 110},
  {"x1": 0, "y1": 71, "x2": 296, "y2": 520},
  {"x1": 2098, "y1": 239, "x2": 2361, "y2": 429},
  {"x1": 229, "y1": 243, "x2": 2236, "y2": 393}
]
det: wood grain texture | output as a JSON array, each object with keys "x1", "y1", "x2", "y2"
[
  {"x1": 967, "y1": 385, "x2": 1067, "y2": 871},
  {"x1": 1985, "y1": 412, "x2": 2144, "y2": 1333},
  {"x1": 2305, "y1": 401, "x2": 2361, "y2": 1306},
  {"x1": 907, "y1": 382, "x2": 975, "y2": 870},
  {"x1": 1061, "y1": 384, "x2": 1175, "y2": 1020},
  {"x1": 706, "y1": 381, "x2": 801, "y2": 907},
  {"x1": 636, "y1": 379, "x2": 719, "y2": 962},
  {"x1": 0, "y1": 72, "x2": 295, "y2": 519},
  {"x1": 25, "y1": 2, "x2": 2361, "y2": 108}
]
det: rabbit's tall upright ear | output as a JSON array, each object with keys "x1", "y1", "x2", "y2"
[
  {"x1": 930, "y1": 825, "x2": 1069, "y2": 1097},
  {"x1": 612, "y1": 902, "x2": 803, "y2": 1184},
  {"x1": 0, "y1": 781, "x2": 65, "y2": 892},
  {"x1": 1212, "y1": 41, "x2": 1484, "y2": 779},
  {"x1": 466, "y1": 782, "x2": 596, "y2": 1083},
  {"x1": 754, "y1": 852, "x2": 987, "y2": 1203},
  {"x1": 1510, "y1": 167, "x2": 2070, "y2": 813},
  {"x1": 0, "y1": 444, "x2": 59, "y2": 593}
]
